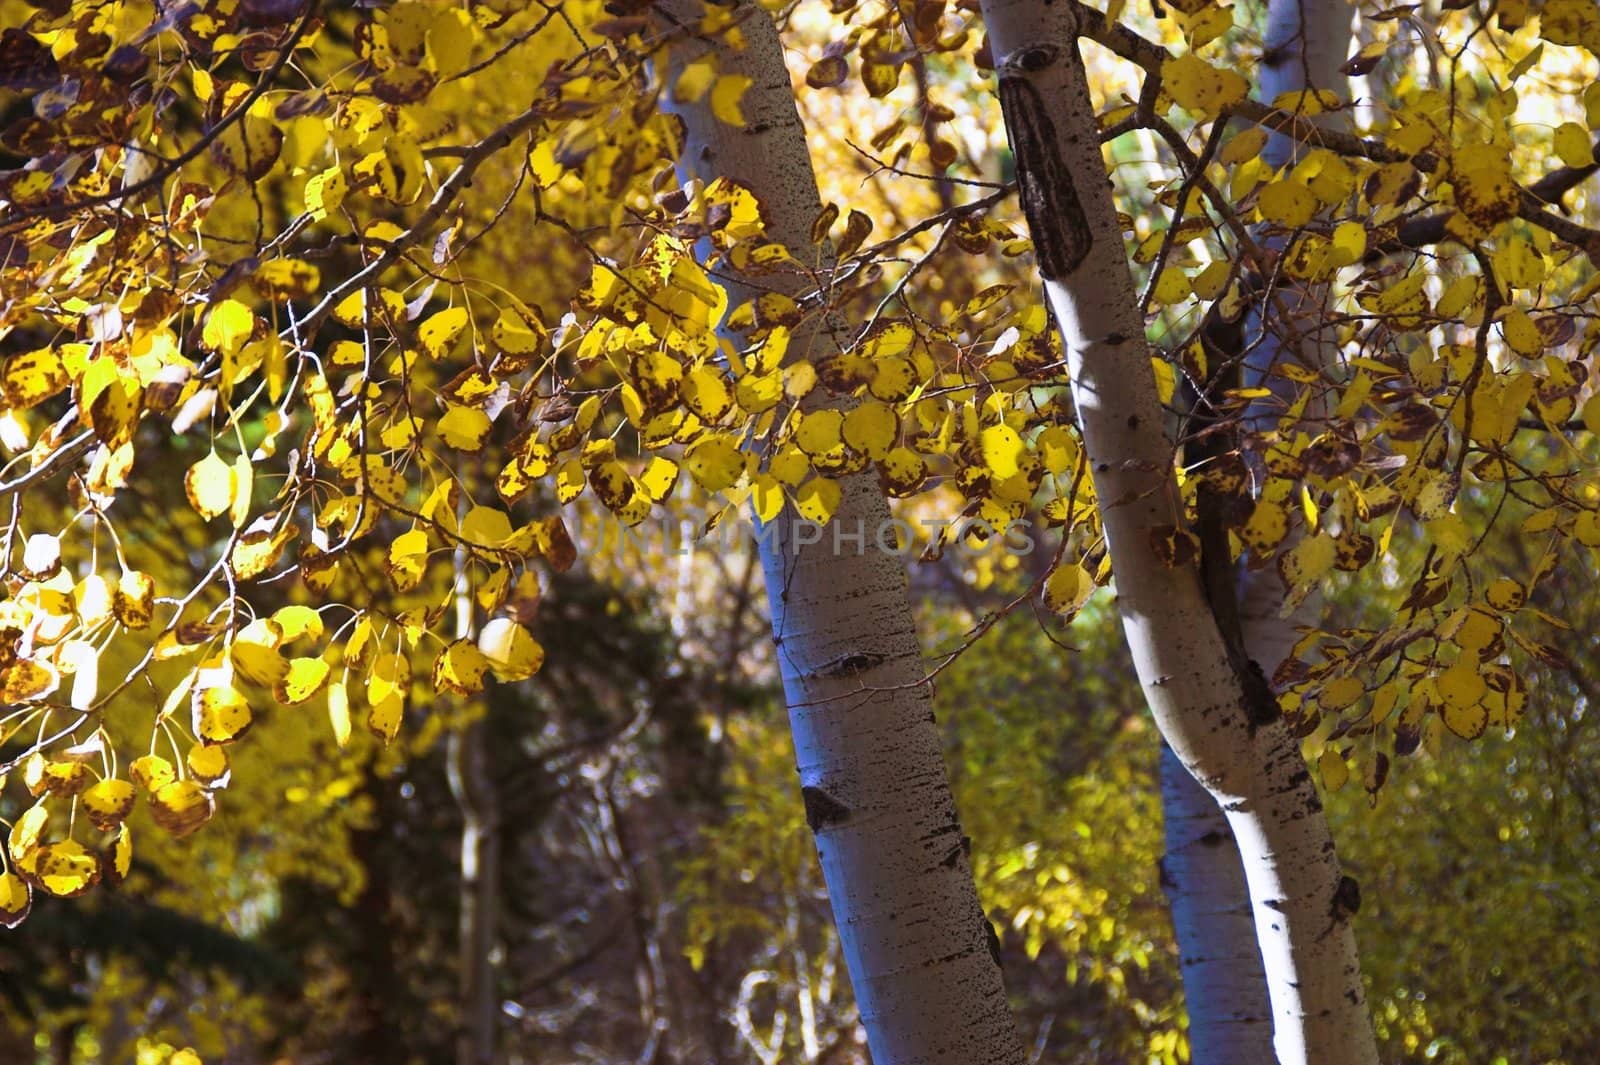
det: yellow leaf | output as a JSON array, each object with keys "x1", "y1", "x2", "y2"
[
  {"x1": 361, "y1": 689, "x2": 400, "y2": 744},
  {"x1": 1044, "y1": 563, "x2": 1094, "y2": 616},
  {"x1": 685, "y1": 435, "x2": 744, "y2": 492},
  {"x1": 433, "y1": 640, "x2": 491, "y2": 695},
  {"x1": 488, "y1": 307, "x2": 544, "y2": 357},
  {"x1": 1189, "y1": 261, "x2": 1232, "y2": 300},
  {"x1": 1258, "y1": 180, "x2": 1318, "y2": 228},
  {"x1": 272, "y1": 605, "x2": 325, "y2": 643},
  {"x1": 675, "y1": 57, "x2": 716, "y2": 103},
  {"x1": 106, "y1": 826, "x2": 132, "y2": 884},
  {"x1": 2, "y1": 658, "x2": 57, "y2": 703},
  {"x1": 1501, "y1": 309, "x2": 1542, "y2": 356},
  {"x1": 130, "y1": 755, "x2": 176, "y2": 792},
  {"x1": 82, "y1": 779, "x2": 136, "y2": 830},
  {"x1": 1318, "y1": 747, "x2": 1349, "y2": 792},
  {"x1": 186, "y1": 451, "x2": 235, "y2": 521},
  {"x1": 1184, "y1": 4, "x2": 1234, "y2": 47},
  {"x1": 880, "y1": 446, "x2": 928, "y2": 496},
  {"x1": 477, "y1": 618, "x2": 545, "y2": 681},
  {"x1": 459, "y1": 506, "x2": 514, "y2": 547},
  {"x1": 1151, "y1": 265, "x2": 1191, "y2": 304},
  {"x1": 1241, "y1": 500, "x2": 1289, "y2": 551},
  {"x1": 426, "y1": 7, "x2": 476, "y2": 77},
  {"x1": 796, "y1": 477, "x2": 841, "y2": 524},
  {"x1": 979, "y1": 424, "x2": 1024, "y2": 480},
  {"x1": 796, "y1": 410, "x2": 845, "y2": 456},
  {"x1": 2, "y1": 347, "x2": 70, "y2": 409},
  {"x1": 1220, "y1": 128, "x2": 1268, "y2": 165},
  {"x1": 1162, "y1": 53, "x2": 1249, "y2": 118},
  {"x1": 1330, "y1": 221, "x2": 1367, "y2": 264},
  {"x1": 387, "y1": 527, "x2": 430, "y2": 591},
  {"x1": 439, "y1": 405, "x2": 492, "y2": 450},
  {"x1": 419, "y1": 306, "x2": 470, "y2": 358},
  {"x1": 639, "y1": 457, "x2": 680, "y2": 503},
  {"x1": 1485, "y1": 577, "x2": 1526, "y2": 612},
  {"x1": 327, "y1": 679, "x2": 352, "y2": 747},
  {"x1": 253, "y1": 258, "x2": 321, "y2": 300},
  {"x1": 187, "y1": 745, "x2": 230, "y2": 785},
  {"x1": 1493, "y1": 236, "x2": 1545, "y2": 291},
  {"x1": 149, "y1": 779, "x2": 215, "y2": 838},
  {"x1": 751, "y1": 473, "x2": 786, "y2": 522},
  {"x1": 1541, "y1": 0, "x2": 1600, "y2": 49},
  {"x1": 862, "y1": 62, "x2": 899, "y2": 98},
  {"x1": 202, "y1": 300, "x2": 255, "y2": 355},
  {"x1": 275, "y1": 657, "x2": 331, "y2": 705},
  {"x1": 1553, "y1": 122, "x2": 1595, "y2": 168},
  {"x1": 1437, "y1": 666, "x2": 1488, "y2": 739},
  {"x1": 8, "y1": 804, "x2": 48, "y2": 865},
  {"x1": 1320, "y1": 675, "x2": 1363, "y2": 711},
  {"x1": 735, "y1": 371, "x2": 783, "y2": 414},
  {"x1": 194, "y1": 685, "x2": 253, "y2": 744},
  {"x1": 1370, "y1": 683, "x2": 1400, "y2": 725},
  {"x1": 633, "y1": 350, "x2": 685, "y2": 410},
  {"x1": 1452, "y1": 161, "x2": 1518, "y2": 229},
  {"x1": 711, "y1": 74, "x2": 752, "y2": 126},
  {"x1": 1279, "y1": 533, "x2": 1337, "y2": 594},
  {"x1": 1151, "y1": 357, "x2": 1177, "y2": 406},
  {"x1": 231, "y1": 622, "x2": 289, "y2": 686},
  {"x1": 0, "y1": 871, "x2": 30, "y2": 928},
  {"x1": 843, "y1": 401, "x2": 898, "y2": 460},
  {"x1": 34, "y1": 840, "x2": 100, "y2": 897},
  {"x1": 1435, "y1": 275, "x2": 1479, "y2": 319},
  {"x1": 556, "y1": 459, "x2": 585, "y2": 504},
  {"x1": 682, "y1": 365, "x2": 733, "y2": 422}
]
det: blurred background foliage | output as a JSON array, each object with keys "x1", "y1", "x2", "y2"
[{"x1": 5, "y1": 533, "x2": 1598, "y2": 1064}]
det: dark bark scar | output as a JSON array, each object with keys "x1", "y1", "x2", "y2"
[
  {"x1": 801, "y1": 786, "x2": 851, "y2": 832},
  {"x1": 996, "y1": 67, "x2": 1093, "y2": 280}
]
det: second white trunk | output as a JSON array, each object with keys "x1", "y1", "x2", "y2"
[
  {"x1": 663, "y1": 4, "x2": 1027, "y2": 1061},
  {"x1": 974, "y1": 2, "x2": 1379, "y2": 1061}
]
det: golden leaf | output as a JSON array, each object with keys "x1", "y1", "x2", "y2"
[
  {"x1": 433, "y1": 640, "x2": 491, "y2": 695},
  {"x1": 477, "y1": 618, "x2": 545, "y2": 681},
  {"x1": 685, "y1": 435, "x2": 745, "y2": 492},
  {"x1": 187, "y1": 745, "x2": 230, "y2": 786},
  {"x1": 193, "y1": 685, "x2": 254, "y2": 744},
  {"x1": 711, "y1": 74, "x2": 752, "y2": 126},
  {"x1": 0, "y1": 871, "x2": 31, "y2": 928},
  {"x1": 1162, "y1": 53, "x2": 1249, "y2": 118},
  {"x1": 82, "y1": 779, "x2": 136, "y2": 831},
  {"x1": 149, "y1": 780, "x2": 215, "y2": 838},
  {"x1": 186, "y1": 451, "x2": 236, "y2": 521},
  {"x1": 419, "y1": 306, "x2": 470, "y2": 358},
  {"x1": 795, "y1": 476, "x2": 841, "y2": 525},
  {"x1": 275, "y1": 657, "x2": 331, "y2": 706},
  {"x1": 34, "y1": 840, "x2": 100, "y2": 898}
]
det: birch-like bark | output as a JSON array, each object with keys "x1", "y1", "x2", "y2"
[
  {"x1": 1239, "y1": 0, "x2": 1354, "y2": 638},
  {"x1": 662, "y1": 4, "x2": 1026, "y2": 1062},
  {"x1": 974, "y1": 3, "x2": 1377, "y2": 1062},
  {"x1": 1159, "y1": 742, "x2": 1272, "y2": 1061},
  {"x1": 1163, "y1": 6, "x2": 1357, "y2": 1058}
]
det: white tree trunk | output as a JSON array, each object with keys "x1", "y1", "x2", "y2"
[
  {"x1": 1164, "y1": 6, "x2": 1357, "y2": 1057},
  {"x1": 1239, "y1": 0, "x2": 1353, "y2": 633},
  {"x1": 974, "y1": 3, "x2": 1378, "y2": 1062},
  {"x1": 662, "y1": 5, "x2": 1027, "y2": 1061},
  {"x1": 1159, "y1": 742, "x2": 1273, "y2": 1062}
]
